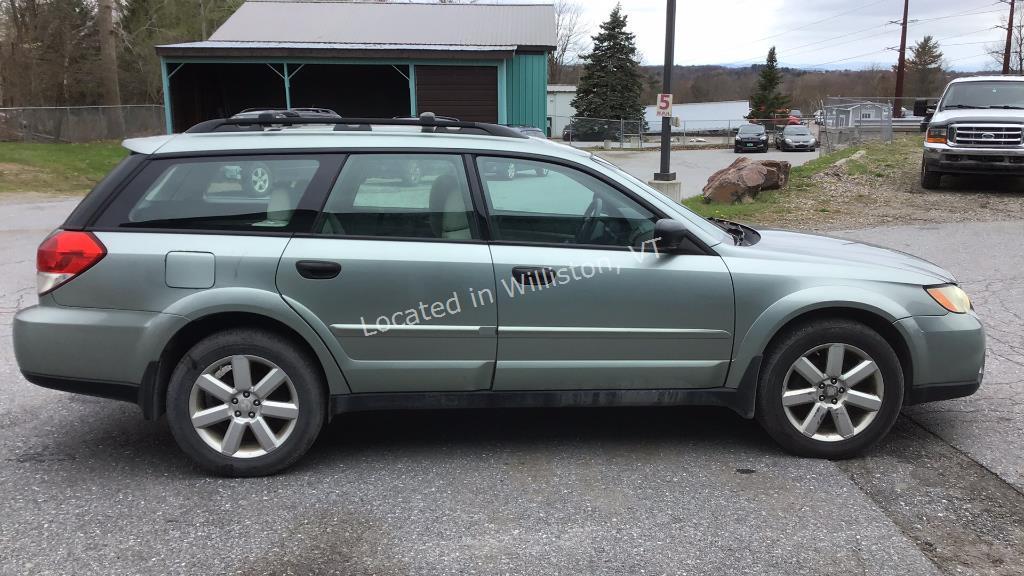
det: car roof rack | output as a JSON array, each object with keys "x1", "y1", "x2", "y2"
[{"x1": 185, "y1": 111, "x2": 528, "y2": 139}]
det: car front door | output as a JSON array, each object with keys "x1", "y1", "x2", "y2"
[
  {"x1": 475, "y1": 156, "x2": 735, "y2": 391},
  {"x1": 277, "y1": 153, "x2": 497, "y2": 393}
]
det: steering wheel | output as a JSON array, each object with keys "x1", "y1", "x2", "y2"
[{"x1": 575, "y1": 196, "x2": 604, "y2": 244}]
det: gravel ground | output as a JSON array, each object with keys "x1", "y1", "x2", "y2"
[{"x1": 1, "y1": 196, "x2": 1023, "y2": 575}]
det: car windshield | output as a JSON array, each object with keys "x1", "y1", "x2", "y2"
[
  {"x1": 738, "y1": 125, "x2": 764, "y2": 134},
  {"x1": 784, "y1": 126, "x2": 811, "y2": 136},
  {"x1": 941, "y1": 81, "x2": 1024, "y2": 110}
]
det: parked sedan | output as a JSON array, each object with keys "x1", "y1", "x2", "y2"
[
  {"x1": 776, "y1": 125, "x2": 817, "y2": 152},
  {"x1": 734, "y1": 124, "x2": 769, "y2": 153}
]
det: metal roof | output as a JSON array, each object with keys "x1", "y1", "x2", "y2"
[{"x1": 193, "y1": 1, "x2": 555, "y2": 50}]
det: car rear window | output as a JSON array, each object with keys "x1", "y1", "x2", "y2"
[{"x1": 93, "y1": 155, "x2": 337, "y2": 232}]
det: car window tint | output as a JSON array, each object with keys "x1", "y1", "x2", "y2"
[
  {"x1": 95, "y1": 157, "x2": 324, "y2": 231},
  {"x1": 476, "y1": 157, "x2": 657, "y2": 248},
  {"x1": 318, "y1": 154, "x2": 478, "y2": 240}
]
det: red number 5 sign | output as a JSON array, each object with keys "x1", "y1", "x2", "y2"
[{"x1": 656, "y1": 93, "x2": 673, "y2": 117}]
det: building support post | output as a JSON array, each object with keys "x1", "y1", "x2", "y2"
[
  {"x1": 497, "y1": 60, "x2": 507, "y2": 125},
  {"x1": 161, "y1": 58, "x2": 174, "y2": 134},
  {"x1": 649, "y1": 0, "x2": 681, "y2": 202},
  {"x1": 409, "y1": 64, "x2": 417, "y2": 116},
  {"x1": 283, "y1": 63, "x2": 292, "y2": 109}
]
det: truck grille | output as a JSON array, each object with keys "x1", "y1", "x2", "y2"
[{"x1": 950, "y1": 124, "x2": 1023, "y2": 147}]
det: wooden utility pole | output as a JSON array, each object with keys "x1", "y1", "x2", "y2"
[
  {"x1": 893, "y1": 0, "x2": 910, "y2": 118},
  {"x1": 654, "y1": 0, "x2": 676, "y2": 183},
  {"x1": 97, "y1": 0, "x2": 125, "y2": 137},
  {"x1": 1003, "y1": 0, "x2": 1017, "y2": 74}
]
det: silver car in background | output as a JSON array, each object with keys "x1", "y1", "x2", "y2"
[{"x1": 13, "y1": 114, "x2": 985, "y2": 476}]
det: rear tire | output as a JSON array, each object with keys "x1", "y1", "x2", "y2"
[
  {"x1": 166, "y1": 328, "x2": 326, "y2": 477},
  {"x1": 921, "y1": 161, "x2": 942, "y2": 189},
  {"x1": 755, "y1": 318, "x2": 903, "y2": 459}
]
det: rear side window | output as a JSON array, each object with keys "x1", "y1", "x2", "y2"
[
  {"x1": 317, "y1": 154, "x2": 479, "y2": 240},
  {"x1": 94, "y1": 155, "x2": 335, "y2": 232}
]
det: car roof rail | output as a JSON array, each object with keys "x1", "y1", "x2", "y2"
[{"x1": 184, "y1": 111, "x2": 528, "y2": 139}]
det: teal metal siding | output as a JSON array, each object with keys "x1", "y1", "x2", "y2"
[{"x1": 505, "y1": 53, "x2": 548, "y2": 130}]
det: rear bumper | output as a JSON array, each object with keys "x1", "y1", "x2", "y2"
[
  {"x1": 923, "y1": 143, "x2": 1024, "y2": 175},
  {"x1": 13, "y1": 303, "x2": 186, "y2": 396},
  {"x1": 895, "y1": 311, "x2": 986, "y2": 404}
]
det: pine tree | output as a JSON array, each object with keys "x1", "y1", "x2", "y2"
[
  {"x1": 570, "y1": 4, "x2": 645, "y2": 126},
  {"x1": 749, "y1": 47, "x2": 788, "y2": 120},
  {"x1": 907, "y1": 36, "x2": 945, "y2": 97}
]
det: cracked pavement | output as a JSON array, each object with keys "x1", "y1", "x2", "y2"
[{"x1": 0, "y1": 196, "x2": 1022, "y2": 575}]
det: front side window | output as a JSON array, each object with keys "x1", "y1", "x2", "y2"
[
  {"x1": 318, "y1": 154, "x2": 478, "y2": 240},
  {"x1": 96, "y1": 156, "x2": 324, "y2": 231},
  {"x1": 476, "y1": 156, "x2": 657, "y2": 247}
]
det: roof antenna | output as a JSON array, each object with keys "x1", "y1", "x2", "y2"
[{"x1": 419, "y1": 111, "x2": 436, "y2": 133}]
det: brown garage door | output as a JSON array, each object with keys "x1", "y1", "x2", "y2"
[{"x1": 415, "y1": 66, "x2": 498, "y2": 123}]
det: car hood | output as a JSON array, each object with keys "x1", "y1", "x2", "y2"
[
  {"x1": 783, "y1": 134, "x2": 815, "y2": 142},
  {"x1": 930, "y1": 108, "x2": 1024, "y2": 126},
  {"x1": 746, "y1": 229, "x2": 955, "y2": 284}
]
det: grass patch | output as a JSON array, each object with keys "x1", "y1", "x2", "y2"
[
  {"x1": 0, "y1": 141, "x2": 128, "y2": 195},
  {"x1": 682, "y1": 137, "x2": 922, "y2": 223}
]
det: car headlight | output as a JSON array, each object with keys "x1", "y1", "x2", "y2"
[
  {"x1": 785, "y1": 138, "x2": 794, "y2": 144},
  {"x1": 759, "y1": 135, "x2": 767, "y2": 140},
  {"x1": 926, "y1": 284, "x2": 971, "y2": 313},
  {"x1": 927, "y1": 127, "x2": 947, "y2": 144},
  {"x1": 735, "y1": 135, "x2": 742, "y2": 140}
]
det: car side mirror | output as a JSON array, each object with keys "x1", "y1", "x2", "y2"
[
  {"x1": 654, "y1": 219, "x2": 689, "y2": 252},
  {"x1": 913, "y1": 99, "x2": 929, "y2": 117}
]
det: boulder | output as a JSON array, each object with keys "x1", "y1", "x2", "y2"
[{"x1": 702, "y1": 158, "x2": 791, "y2": 204}]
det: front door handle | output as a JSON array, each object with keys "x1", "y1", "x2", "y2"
[
  {"x1": 511, "y1": 266, "x2": 556, "y2": 286},
  {"x1": 296, "y1": 260, "x2": 342, "y2": 280}
]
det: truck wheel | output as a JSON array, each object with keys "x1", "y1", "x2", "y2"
[
  {"x1": 920, "y1": 161, "x2": 942, "y2": 190},
  {"x1": 166, "y1": 328, "x2": 326, "y2": 477},
  {"x1": 755, "y1": 318, "x2": 903, "y2": 459}
]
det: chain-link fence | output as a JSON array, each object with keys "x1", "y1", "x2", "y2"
[
  {"x1": 552, "y1": 115, "x2": 779, "y2": 149},
  {"x1": 817, "y1": 97, "x2": 898, "y2": 153},
  {"x1": 0, "y1": 105, "x2": 165, "y2": 142}
]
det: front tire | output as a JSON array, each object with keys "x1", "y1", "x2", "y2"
[
  {"x1": 921, "y1": 160, "x2": 942, "y2": 189},
  {"x1": 755, "y1": 318, "x2": 903, "y2": 459},
  {"x1": 166, "y1": 329, "x2": 326, "y2": 477}
]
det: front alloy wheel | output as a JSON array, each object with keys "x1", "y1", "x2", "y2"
[
  {"x1": 755, "y1": 318, "x2": 903, "y2": 459},
  {"x1": 781, "y1": 343, "x2": 883, "y2": 441}
]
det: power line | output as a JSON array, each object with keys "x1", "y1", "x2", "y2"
[
  {"x1": 747, "y1": 0, "x2": 890, "y2": 44},
  {"x1": 805, "y1": 47, "x2": 898, "y2": 69}
]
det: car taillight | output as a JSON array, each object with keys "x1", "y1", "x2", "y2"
[{"x1": 36, "y1": 230, "x2": 106, "y2": 295}]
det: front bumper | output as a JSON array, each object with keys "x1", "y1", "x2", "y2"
[
  {"x1": 895, "y1": 311, "x2": 986, "y2": 405},
  {"x1": 924, "y1": 142, "x2": 1024, "y2": 175},
  {"x1": 735, "y1": 139, "x2": 767, "y2": 151}
]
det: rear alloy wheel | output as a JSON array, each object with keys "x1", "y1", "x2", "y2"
[
  {"x1": 921, "y1": 160, "x2": 942, "y2": 190},
  {"x1": 755, "y1": 319, "x2": 903, "y2": 458},
  {"x1": 167, "y1": 329, "x2": 325, "y2": 476}
]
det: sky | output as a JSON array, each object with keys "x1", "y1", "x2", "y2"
[{"x1": 555, "y1": 0, "x2": 1009, "y2": 71}]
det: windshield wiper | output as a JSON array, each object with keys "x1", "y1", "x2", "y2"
[
  {"x1": 943, "y1": 104, "x2": 981, "y2": 109},
  {"x1": 987, "y1": 105, "x2": 1024, "y2": 110},
  {"x1": 708, "y1": 217, "x2": 747, "y2": 245}
]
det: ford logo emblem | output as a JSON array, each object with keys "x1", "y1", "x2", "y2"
[{"x1": 982, "y1": 132, "x2": 996, "y2": 139}]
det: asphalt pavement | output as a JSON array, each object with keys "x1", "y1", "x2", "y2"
[{"x1": 1, "y1": 195, "x2": 1022, "y2": 576}]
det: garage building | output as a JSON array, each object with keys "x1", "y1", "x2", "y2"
[{"x1": 156, "y1": 1, "x2": 554, "y2": 133}]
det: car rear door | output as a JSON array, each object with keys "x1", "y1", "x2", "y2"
[
  {"x1": 276, "y1": 153, "x2": 498, "y2": 393},
  {"x1": 474, "y1": 155, "x2": 735, "y2": 391}
]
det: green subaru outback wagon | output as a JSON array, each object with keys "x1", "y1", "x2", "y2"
[{"x1": 13, "y1": 114, "x2": 985, "y2": 476}]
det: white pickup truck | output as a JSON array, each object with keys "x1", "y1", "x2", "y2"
[{"x1": 918, "y1": 75, "x2": 1024, "y2": 189}]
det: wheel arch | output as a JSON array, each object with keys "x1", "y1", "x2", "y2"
[
  {"x1": 726, "y1": 289, "x2": 916, "y2": 416},
  {"x1": 140, "y1": 309, "x2": 348, "y2": 420}
]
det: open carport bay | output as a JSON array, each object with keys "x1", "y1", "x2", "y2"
[{"x1": 1, "y1": 197, "x2": 1022, "y2": 575}]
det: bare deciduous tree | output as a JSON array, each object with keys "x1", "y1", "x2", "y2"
[{"x1": 549, "y1": 0, "x2": 586, "y2": 84}]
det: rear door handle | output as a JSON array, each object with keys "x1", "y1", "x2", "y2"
[
  {"x1": 511, "y1": 266, "x2": 556, "y2": 286},
  {"x1": 296, "y1": 260, "x2": 342, "y2": 280}
]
